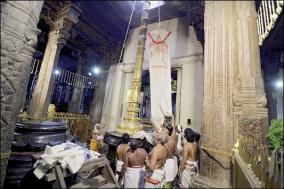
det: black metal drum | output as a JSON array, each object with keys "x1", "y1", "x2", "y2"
[{"x1": 3, "y1": 120, "x2": 68, "y2": 189}]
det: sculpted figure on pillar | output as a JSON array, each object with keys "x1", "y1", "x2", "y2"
[{"x1": 28, "y1": 3, "x2": 81, "y2": 119}]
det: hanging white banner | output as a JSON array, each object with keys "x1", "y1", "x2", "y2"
[{"x1": 148, "y1": 28, "x2": 172, "y2": 127}]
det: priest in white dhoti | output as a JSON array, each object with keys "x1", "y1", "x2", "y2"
[{"x1": 119, "y1": 139, "x2": 147, "y2": 188}]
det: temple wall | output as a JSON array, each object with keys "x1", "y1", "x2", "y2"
[{"x1": 102, "y1": 17, "x2": 204, "y2": 132}]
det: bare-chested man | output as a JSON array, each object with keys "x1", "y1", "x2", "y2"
[
  {"x1": 178, "y1": 128, "x2": 200, "y2": 188},
  {"x1": 115, "y1": 133, "x2": 130, "y2": 180},
  {"x1": 119, "y1": 138, "x2": 147, "y2": 188},
  {"x1": 144, "y1": 133, "x2": 168, "y2": 188},
  {"x1": 163, "y1": 115, "x2": 179, "y2": 188}
]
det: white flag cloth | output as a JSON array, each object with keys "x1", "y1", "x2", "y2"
[{"x1": 148, "y1": 29, "x2": 172, "y2": 127}]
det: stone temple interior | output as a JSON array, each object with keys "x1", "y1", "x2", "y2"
[{"x1": 1, "y1": 1, "x2": 283, "y2": 188}]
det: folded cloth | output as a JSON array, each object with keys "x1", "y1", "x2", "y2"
[
  {"x1": 124, "y1": 166, "x2": 146, "y2": 188},
  {"x1": 33, "y1": 142, "x2": 99, "y2": 179},
  {"x1": 144, "y1": 169, "x2": 165, "y2": 188},
  {"x1": 44, "y1": 143, "x2": 65, "y2": 155},
  {"x1": 164, "y1": 156, "x2": 178, "y2": 182}
]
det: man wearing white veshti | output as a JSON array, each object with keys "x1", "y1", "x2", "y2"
[
  {"x1": 119, "y1": 139, "x2": 147, "y2": 188},
  {"x1": 115, "y1": 133, "x2": 130, "y2": 182}
]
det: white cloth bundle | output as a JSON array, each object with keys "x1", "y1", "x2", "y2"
[
  {"x1": 33, "y1": 142, "x2": 100, "y2": 179},
  {"x1": 133, "y1": 130, "x2": 155, "y2": 145},
  {"x1": 148, "y1": 28, "x2": 172, "y2": 127}
]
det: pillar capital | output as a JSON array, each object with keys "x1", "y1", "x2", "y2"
[
  {"x1": 50, "y1": 3, "x2": 81, "y2": 31},
  {"x1": 46, "y1": 2, "x2": 81, "y2": 44},
  {"x1": 28, "y1": 2, "x2": 81, "y2": 119}
]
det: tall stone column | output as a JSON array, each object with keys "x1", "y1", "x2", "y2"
[
  {"x1": 28, "y1": 3, "x2": 81, "y2": 118},
  {"x1": 88, "y1": 46, "x2": 120, "y2": 126},
  {"x1": 89, "y1": 67, "x2": 109, "y2": 125},
  {"x1": 201, "y1": 1, "x2": 268, "y2": 186},
  {"x1": 1, "y1": 1, "x2": 44, "y2": 186},
  {"x1": 68, "y1": 55, "x2": 86, "y2": 113}
]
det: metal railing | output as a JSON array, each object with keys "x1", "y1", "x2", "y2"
[
  {"x1": 30, "y1": 59, "x2": 96, "y2": 89},
  {"x1": 233, "y1": 135, "x2": 283, "y2": 188},
  {"x1": 257, "y1": 0, "x2": 283, "y2": 45},
  {"x1": 54, "y1": 68, "x2": 96, "y2": 89}
]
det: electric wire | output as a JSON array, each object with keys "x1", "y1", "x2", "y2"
[{"x1": 118, "y1": 1, "x2": 136, "y2": 64}]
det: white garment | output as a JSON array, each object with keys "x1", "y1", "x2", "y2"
[
  {"x1": 33, "y1": 143, "x2": 99, "y2": 179},
  {"x1": 116, "y1": 160, "x2": 124, "y2": 173},
  {"x1": 177, "y1": 132, "x2": 184, "y2": 154},
  {"x1": 133, "y1": 130, "x2": 155, "y2": 145},
  {"x1": 148, "y1": 29, "x2": 172, "y2": 127},
  {"x1": 124, "y1": 166, "x2": 146, "y2": 188},
  {"x1": 144, "y1": 169, "x2": 165, "y2": 188},
  {"x1": 164, "y1": 156, "x2": 178, "y2": 182},
  {"x1": 186, "y1": 160, "x2": 199, "y2": 174},
  {"x1": 115, "y1": 160, "x2": 124, "y2": 185},
  {"x1": 180, "y1": 169, "x2": 197, "y2": 188}
]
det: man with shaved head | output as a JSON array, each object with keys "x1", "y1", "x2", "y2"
[{"x1": 144, "y1": 132, "x2": 168, "y2": 188}]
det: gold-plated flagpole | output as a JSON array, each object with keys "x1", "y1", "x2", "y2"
[{"x1": 117, "y1": 1, "x2": 151, "y2": 135}]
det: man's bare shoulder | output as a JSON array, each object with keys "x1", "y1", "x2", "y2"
[{"x1": 183, "y1": 143, "x2": 191, "y2": 150}]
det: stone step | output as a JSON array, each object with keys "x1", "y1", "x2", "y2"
[
  {"x1": 71, "y1": 175, "x2": 107, "y2": 188},
  {"x1": 191, "y1": 175, "x2": 230, "y2": 188},
  {"x1": 98, "y1": 183, "x2": 117, "y2": 188}
]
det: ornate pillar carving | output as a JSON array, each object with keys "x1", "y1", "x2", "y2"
[
  {"x1": 0, "y1": 1, "x2": 44, "y2": 186},
  {"x1": 28, "y1": 3, "x2": 81, "y2": 118},
  {"x1": 201, "y1": 1, "x2": 268, "y2": 186},
  {"x1": 68, "y1": 51, "x2": 87, "y2": 113}
]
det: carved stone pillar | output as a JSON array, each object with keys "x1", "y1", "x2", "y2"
[
  {"x1": 89, "y1": 67, "x2": 109, "y2": 125},
  {"x1": 28, "y1": 4, "x2": 81, "y2": 118},
  {"x1": 68, "y1": 55, "x2": 86, "y2": 113},
  {"x1": 0, "y1": 1, "x2": 44, "y2": 186},
  {"x1": 88, "y1": 47, "x2": 120, "y2": 126},
  {"x1": 201, "y1": 1, "x2": 268, "y2": 186}
]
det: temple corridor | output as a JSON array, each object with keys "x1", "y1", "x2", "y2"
[{"x1": 1, "y1": 1, "x2": 283, "y2": 188}]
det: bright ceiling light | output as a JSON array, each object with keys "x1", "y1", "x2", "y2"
[
  {"x1": 54, "y1": 69, "x2": 60, "y2": 75},
  {"x1": 88, "y1": 72, "x2": 92, "y2": 76},
  {"x1": 93, "y1": 67, "x2": 100, "y2": 75},
  {"x1": 275, "y1": 80, "x2": 283, "y2": 88}
]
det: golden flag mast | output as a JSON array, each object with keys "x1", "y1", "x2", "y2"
[{"x1": 117, "y1": 1, "x2": 151, "y2": 135}]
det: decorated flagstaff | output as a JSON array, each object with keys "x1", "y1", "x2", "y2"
[{"x1": 117, "y1": 1, "x2": 151, "y2": 135}]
